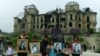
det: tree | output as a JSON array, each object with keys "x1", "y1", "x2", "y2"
[{"x1": 88, "y1": 28, "x2": 95, "y2": 34}]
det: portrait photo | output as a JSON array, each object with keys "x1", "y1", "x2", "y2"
[
  {"x1": 54, "y1": 42, "x2": 62, "y2": 53},
  {"x1": 72, "y1": 43, "x2": 81, "y2": 54},
  {"x1": 29, "y1": 42, "x2": 40, "y2": 55},
  {"x1": 17, "y1": 39, "x2": 28, "y2": 52}
]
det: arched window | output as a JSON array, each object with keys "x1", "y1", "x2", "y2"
[
  {"x1": 79, "y1": 17, "x2": 81, "y2": 21},
  {"x1": 33, "y1": 25, "x2": 35, "y2": 29},
  {"x1": 75, "y1": 15, "x2": 77, "y2": 20},
  {"x1": 48, "y1": 25, "x2": 51, "y2": 28},
  {"x1": 61, "y1": 18, "x2": 65, "y2": 21},
  {"x1": 87, "y1": 16, "x2": 90, "y2": 22},
  {"x1": 69, "y1": 22, "x2": 73, "y2": 27},
  {"x1": 41, "y1": 19, "x2": 43, "y2": 22},
  {"x1": 70, "y1": 14, "x2": 73, "y2": 20},
  {"x1": 78, "y1": 24, "x2": 81, "y2": 28},
  {"x1": 40, "y1": 24, "x2": 43, "y2": 29},
  {"x1": 33, "y1": 19, "x2": 35, "y2": 23},
  {"x1": 52, "y1": 18, "x2": 54, "y2": 22},
  {"x1": 22, "y1": 24, "x2": 25, "y2": 28},
  {"x1": 87, "y1": 24, "x2": 90, "y2": 29},
  {"x1": 60, "y1": 25, "x2": 62, "y2": 28},
  {"x1": 37, "y1": 25, "x2": 39, "y2": 29}
]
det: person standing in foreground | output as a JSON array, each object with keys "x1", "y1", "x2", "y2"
[
  {"x1": 18, "y1": 31, "x2": 28, "y2": 56},
  {"x1": 6, "y1": 42, "x2": 14, "y2": 56},
  {"x1": 32, "y1": 36, "x2": 38, "y2": 42},
  {"x1": 46, "y1": 39, "x2": 55, "y2": 56},
  {"x1": 62, "y1": 43, "x2": 71, "y2": 56},
  {"x1": 40, "y1": 35, "x2": 49, "y2": 56},
  {"x1": 0, "y1": 37, "x2": 4, "y2": 56},
  {"x1": 71, "y1": 36, "x2": 82, "y2": 56}
]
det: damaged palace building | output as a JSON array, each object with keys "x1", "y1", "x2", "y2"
[{"x1": 14, "y1": 1, "x2": 97, "y2": 33}]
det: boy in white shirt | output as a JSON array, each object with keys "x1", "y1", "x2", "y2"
[{"x1": 6, "y1": 42, "x2": 13, "y2": 56}]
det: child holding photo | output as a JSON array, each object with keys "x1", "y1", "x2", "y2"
[
  {"x1": 62, "y1": 43, "x2": 72, "y2": 56},
  {"x1": 46, "y1": 39, "x2": 55, "y2": 56},
  {"x1": 71, "y1": 36, "x2": 82, "y2": 56}
]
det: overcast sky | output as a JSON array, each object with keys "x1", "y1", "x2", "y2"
[{"x1": 0, "y1": 0, "x2": 100, "y2": 33}]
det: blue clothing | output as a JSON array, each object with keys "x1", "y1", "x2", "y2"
[
  {"x1": 48, "y1": 46, "x2": 63, "y2": 56},
  {"x1": 56, "y1": 53, "x2": 63, "y2": 56},
  {"x1": 62, "y1": 43, "x2": 65, "y2": 49},
  {"x1": 48, "y1": 42, "x2": 65, "y2": 56},
  {"x1": 48, "y1": 47, "x2": 55, "y2": 56}
]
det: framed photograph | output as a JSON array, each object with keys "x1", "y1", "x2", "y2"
[
  {"x1": 17, "y1": 39, "x2": 28, "y2": 52},
  {"x1": 29, "y1": 53, "x2": 41, "y2": 56},
  {"x1": 29, "y1": 42, "x2": 40, "y2": 55},
  {"x1": 72, "y1": 43, "x2": 81, "y2": 54},
  {"x1": 54, "y1": 42, "x2": 62, "y2": 53}
]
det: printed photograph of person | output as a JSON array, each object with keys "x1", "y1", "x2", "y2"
[
  {"x1": 30, "y1": 42, "x2": 40, "y2": 55},
  {"x1": 73, "y1": 43, "x2": 81, "y2": 54},
  {"x1": 19, "y1": 41, "x2": 26, "y2": 50},
  {"x1": 31, "y1": 44, "x2": 39, "y2": 54},
  {"x1": 54, "y1": 43, "x2": 62, "y2": 53}
]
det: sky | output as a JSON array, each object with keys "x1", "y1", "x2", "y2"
[{"x1": 0, "y1": 0, "x2": 100, "y2": 33}]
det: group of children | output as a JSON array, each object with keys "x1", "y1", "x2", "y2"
[
  {"x1": 45, "y1": 39, "x2": 71, "y2": 56},
  {"x1": 0, "y1": 30, "x2": 82, "y2": 56},
  {"x1": 46, "y1": 40, "x2": 72, "y2": 56},
  {"x1": 41, "y1": 36, "x2": 82, "y2": 56}
]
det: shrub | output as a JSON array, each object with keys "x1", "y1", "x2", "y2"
[
  {"x1": 88, "y1": 28, "x2": 95, "y2": 34},
  {"x1": 95, "y1": 47, "x2": 100, "y2": 53}
]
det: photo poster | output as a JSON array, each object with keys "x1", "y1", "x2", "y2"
[
  {"x1": 52, "y1": 33, "x2": 64, "y2": 42},
  {"x1": 54, "y1": 42, "x2": 62, "y2": 51},
  {"x1": 30, "y1": 42, "x2": 40, "y2": 54},
  {"x1": 72, "y1": 43, "x2": 81, "y2": 54},
  {"x1": 17, "y1": 39, "x2": 28, "y2": 52}
]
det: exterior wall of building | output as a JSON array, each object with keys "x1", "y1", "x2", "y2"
[{"x1": 14, "y1": 1, "x2": 97, "y2": 33}]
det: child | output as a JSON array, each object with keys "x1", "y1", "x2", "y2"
[
  {"x1": 32, "y1": 36, "x2": 38, "y2": 42},
  {"x1": 71, "y1": 36, "x2": 82, "y2": 56},
  {"x1": 6, "y1": 42, "x2": 13, "y2": 56},
  {"x1": 62, "y1": 43, "x2": 72, "y2": 56},
  {"x1": 46, "y1": 39, "x2": 55, "y2": 56}
]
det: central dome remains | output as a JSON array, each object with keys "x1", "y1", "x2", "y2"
[
  {"x1": 66, "y1": 1, "x2": 79, "y2": 6},
  {"x1": 65, "y1": 1, "x2": 79, "y2": 11},
  {"x1": 25, "y1": 4, "x2": 36, "y2": 9}
]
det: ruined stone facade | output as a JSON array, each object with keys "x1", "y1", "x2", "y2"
[{"x1": 14, "y1": 1, "x2": 97, "y2": 33}]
